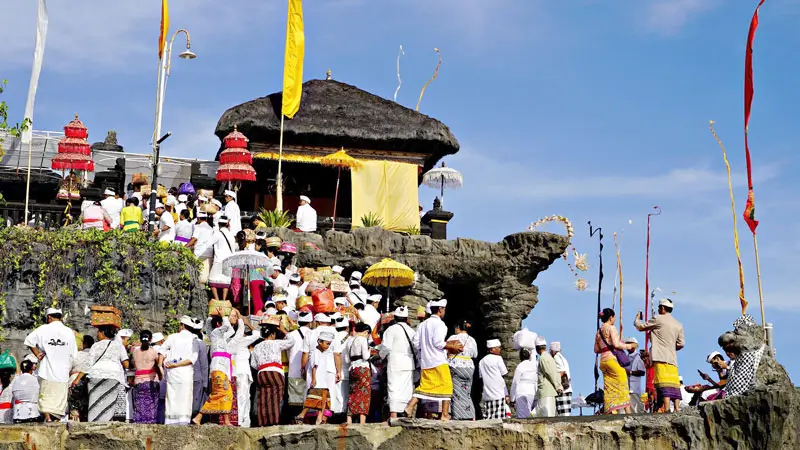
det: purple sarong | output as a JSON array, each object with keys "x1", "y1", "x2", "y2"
[{"x1": 132, "y1": 381, "x2": 160, "y2": 424}]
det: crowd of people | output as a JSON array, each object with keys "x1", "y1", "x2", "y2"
[{"x1": 2, "y1": 182, "x2": 757, "y2": 426}]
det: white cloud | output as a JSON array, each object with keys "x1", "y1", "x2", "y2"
[
  {"x1": 643, "y1": 0, "x2": 721, "y2": 36},
  {"x1": 0, "y1": 1, "x2": 278, "y2": 73},
  {"x1": 450, "y1": 148, "x2": 779, "y2": 200}
]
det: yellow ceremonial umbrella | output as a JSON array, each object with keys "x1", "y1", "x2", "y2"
[
  {"x1": 362, "y1": 258, "x2": 416, "y2": 313},
  {"x1": 319, "y1": 148, "x2": 362, "y2": 230}
]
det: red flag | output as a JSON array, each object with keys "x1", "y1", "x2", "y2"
[{"x1": 743, "y1": 0, "x2": 766, "y2": 234}]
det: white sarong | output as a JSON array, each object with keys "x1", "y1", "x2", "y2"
[
  {"x1": 236, "y1": 377, "x2": 252, "y2": 427},
  {"x1": 164, "y1": 366, "x2": 193, "y2": 425},
  {"x1": 533, "y1": 396, "x2": 556, "y2": 418},
  {"x1": 388, "y1": 370, "x2": 414, "y2": 413}
]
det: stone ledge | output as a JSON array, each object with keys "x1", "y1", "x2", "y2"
[{"x1": 3, "y1": 387, "x2": 796, "y2": 450}]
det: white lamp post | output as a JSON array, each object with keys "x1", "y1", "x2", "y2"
[{"x1": 148, "y1": 29, "x2": 195, "y2": 231}]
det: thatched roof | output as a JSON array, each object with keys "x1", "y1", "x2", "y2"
[{"x1": 214, "y1": 79, "x2": 459, "y2": 169}]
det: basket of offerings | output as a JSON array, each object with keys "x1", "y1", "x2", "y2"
[
  {"x1": 329, "y1": 279, "x2": 349, "y2": 293},
  {"x1": 90, "y1": 305, "x2": 122, "y2": 329},
  {"x1": 208, "y1": 300, "x2": 233, "y2": 316}
]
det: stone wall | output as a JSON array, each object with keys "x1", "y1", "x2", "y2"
[{"x1": 2, "y1": 386, "x2": 796, "y2": 449}]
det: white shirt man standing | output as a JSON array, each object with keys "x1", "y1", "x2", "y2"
[
  {"x1": 479, "y1": 339, "x2": 509, "y2": 420},
  {"x1": 626, "y1": 337, "x2": 646, "y2": 413},
  {"x1": 223, "y1": 190, "x2": 242, "y2": 235},
  {"x1": 24, "y1": 308, "x2": 77, "y2": 422},
  {"x1": 379, "y1": 307, "x2": 417, "y2": 418},
  {"x1": 286, "y1": 312, "x2": 314, "y2": 411},
  {"x1": 550, "y1": 341, "x2": 572, "y2": 417},
  {"x1": 100, "y1": 189, "x2": 123, "y2": 229},
  {"x1": 295, "y1": 195, "x2": 317, "y2": 232},
  {"x1": 155, "y1": 202, "x2": 175, "y2": 242},
  {"x1": 186, "y1": 212, "x2": 214, "y2": 285},
  {"x1": 158, "y1": 316, "x2": 200, "y2": 425},
  {"x1": 405, "y1": 299, "x2": 462, "y2": 421}
]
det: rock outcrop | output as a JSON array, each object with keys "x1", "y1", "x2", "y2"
[
  {"x1": 0, "y1": 226, "x2": 568, "y2": 373},
  {"x1": 1, "y1": 386, "x2": 797, "y2": 449}
]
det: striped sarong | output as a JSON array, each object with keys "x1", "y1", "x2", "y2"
[
  {"x1": 256, "y1": 371, "x2": 284, "y2": 427},
  {"x1": 481, "y1": 398, "x2": 507, "y2": 420},
  {"x1": 448, "y1": 359, "x2": 475, "y2": 420},
  {"x1": 88, "y1": 378, "x2": 122, "y2": 422},
  {"x1": 556, "y1": 392, "x2": 572, "y2": 416}
]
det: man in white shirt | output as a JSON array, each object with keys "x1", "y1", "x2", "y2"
[
  {"x1": 155, "y1": 202, "x2": 175, "y2": 242},
  {"x1": 174, "y1": 210, "x2": 194, "y2": 245},
  {"x1": 405, "y1": 299, "x2": 462, "y2": 420},
  {"x1": 230, "y1": 319, "x2": 261, "y2": 427},
  {"x1": 295, "y1": 195, "x2": 317, "y2": 232},
  {"x1": 208, "y1": 216, "x2": 236, "y2": 301},
  {"x1": 479, "y1": 339, "x2": 509, "y2": 420},
  {"x1": 360, "y1": 294, "x2": 382, "y2": 332},
  {"x1": 100, "y1": 189, "x2": 123, "y2": 229},
  {"x1": 550, "y1": 341, "x2": 572, "y2": 417},
  {"x1": 379, "y1": 306, "x2": 417, "y2": 418},
  {"x1": 176, "y1": 194, "x2": 188, "y2": 217},
  {"x1": 223, "y1": 190, "x2": 242, "y2": 235},
  {"x1": 211, "y1": 199, "x2": 224, "y2": 230},
  {"x1": 285, "y1": 273, "x2": 302, "y2": 310},
  {"x1": 286, "y1": 312, "x2": 314, "y2": 417},
  {"x1": 186, "y1": 212, "x2": 214, "y2": 285},
  {"x1": 269, "y1": 266, "x2": 290, "y2": 290},
  {"x1": 626, "y1": 337, "x2": 646, "y2": 413},
  {"x1": 24, "y1": 308, "x2": 77, "y2": 422},
  {"x1": 158, "y1": 316, "x2": 200, "y2": 425}
]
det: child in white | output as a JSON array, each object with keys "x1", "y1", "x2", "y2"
[{"x1": 478, "y1": 339, "x2": 509, "y2": 420}]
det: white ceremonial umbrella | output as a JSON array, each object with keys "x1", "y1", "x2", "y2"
[
  {"x1": 223, "y1": 250, "x2": 272, "y2": 316},
  {"x1": 422, "y1": 161, "x2": 462, "y2": 208}
]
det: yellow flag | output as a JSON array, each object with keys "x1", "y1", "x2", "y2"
[
  {"x1": 159, "y1": 0, "x2": 169, "y2": 60},
  {"x1": 282, "y1": 0, "x2": 305, "y2": 119}
]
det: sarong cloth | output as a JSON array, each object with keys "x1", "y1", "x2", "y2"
[
  {"x1": 514, "y1": 394, "x2": 535, "y2": 419},
  {"x1": 88, "y1": 378, "x2": 121, "y2": 422},
  {"x1": 448, "y1": 358, "x2": 475, "y2": 420},
  {"x1": 556, "y1": 392, "x2": 572, "y2": 417},
  {"x1": 601, "y1": 357, "x2": 630, "y2": 413},
  {"x1": 413, "y1": 364, "x2": 452, "y2": 401},
  {"x1": 256, "y1": 371, "x2": 284, "y2": 426},
  {"x1": 132, "y1": 381, "x2": 159, "y2": 424},
  {"x1": 653, "y1": 362, "x2": 682, "y2": 400},
  {"x1": 208, "y1": 261, "x2": 231, "y2": 289},
  {"x1": 217, "y1": 376, "x2": 239, "y2": 426},
  {"x1": 348, "y1": 367, "x2": 371, "y2": 416},
  {"x1": 287, "y1": 377, "x2": 306, "y2": 406},
  {"x1": 38, "y1": 378, "x2": 68, "y2": 418},
  {"x1": 200, "y1": 370, "x2": 233, "y2": 414},
  {"x1": 164, "y1": 366, "x2": 193, "y2": 425},
  {"x1": 481, "y1": 398, "x2": 507, "y2": 420}
]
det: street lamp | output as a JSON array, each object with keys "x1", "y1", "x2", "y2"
[{"x1": 148, "y1": 29, "x2": 195, "y2": 232}]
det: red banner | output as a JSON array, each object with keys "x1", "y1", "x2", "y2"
[{"x1": 743, "y1": 0, "x2": 766, "y2": 234}]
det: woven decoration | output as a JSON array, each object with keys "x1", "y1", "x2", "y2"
[{"x1": 528, "y1": 215, "x2": 589, "y2": 291}]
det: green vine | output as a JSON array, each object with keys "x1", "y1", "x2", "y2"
[{"x1": 0, "y1": 228, "x2": 204, "y2": 336}]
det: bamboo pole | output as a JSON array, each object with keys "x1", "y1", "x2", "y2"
[
  {"x1": 753, "y1": 234, "x2": 766, "y2": 338},
  {"x1": 276, "y1": 115, "x2": 285, "y2": 212}
]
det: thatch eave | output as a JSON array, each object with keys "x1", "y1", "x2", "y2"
[{"x1": 214, "y1": 79, "x2": 459, "y2": 172}]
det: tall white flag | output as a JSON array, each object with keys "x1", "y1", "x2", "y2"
[{"x1": 21, "y1": 0, "x2": 49, "y2": 145}]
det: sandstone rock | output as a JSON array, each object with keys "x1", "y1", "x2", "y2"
[{"x1": 0, "y1": 387, "x2": 795, "y2": 449}]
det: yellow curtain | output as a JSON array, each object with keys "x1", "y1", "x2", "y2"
[{"x1": 351, "y1": 160, "x2": 419, "y2": 231}]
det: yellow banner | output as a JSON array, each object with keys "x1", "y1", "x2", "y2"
[
  {"x1": 282, "y1": 0, "x2": 305, "y2": 119},
  {"x1": 159, "y1": 0, "x2": 169, "y2": 60},
  {"x1": 351, "y1": 160, "x2": 420, "y2": 231}
]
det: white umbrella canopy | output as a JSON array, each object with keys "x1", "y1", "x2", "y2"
[
  {"x1": 222, "y1": 250, "x2": 272, "y2": 271},
  {"x1": 422, "y1": 162, "x2": 463, "y2": 208}
]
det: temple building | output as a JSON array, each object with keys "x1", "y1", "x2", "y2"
[{"x1": 214, "y1": 78, "x2": 460, "y2": 232}]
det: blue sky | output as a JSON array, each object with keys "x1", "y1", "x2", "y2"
[{"x1": 3, "y1": 0, "x2": 799, "y2": 396}]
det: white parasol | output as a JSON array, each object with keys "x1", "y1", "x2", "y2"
[
  {"x1": 223, "y1": 250, "x2": 273, "y2": 316},
  {"x1": 421, "y1": 161, "x2": 462, "y2": 208}
]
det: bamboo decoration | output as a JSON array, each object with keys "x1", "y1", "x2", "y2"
[
  {"x1": 614, "y1": 231, "x2": 624, "y2": 336},
  {"x1": 394, "y1": 45, "x2": 404, "y2": 102},
  {"x1": 709, "y1": 120, "x2": 748, "y2": 314},
  {"x1": 528, "y1": 215, "x2": 588, "y2": 290},
  {"x1": 416, "y1": 48, "x2": 442, "y2": 112}
]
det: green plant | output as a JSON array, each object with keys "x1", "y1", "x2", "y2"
[
  {"x1": 0, "y1": 79, "x2": 31, "y2": 157},
  {"x1": 401, "y1": 225, "x2": 420, "y2": 235},
  {"x1": 257, "y1": 208, "x2": 293, "y2": 228},
  {"x1": 360, "y1": 211, "x2": 384, "y2": 228}
]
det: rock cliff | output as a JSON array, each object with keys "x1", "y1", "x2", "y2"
[
  {"x1": 0, "y1": 226, "x2": 569, "y2": 372},
  {"x1": 2, "y1": 386, "x2": 797, "y2": 449}
]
